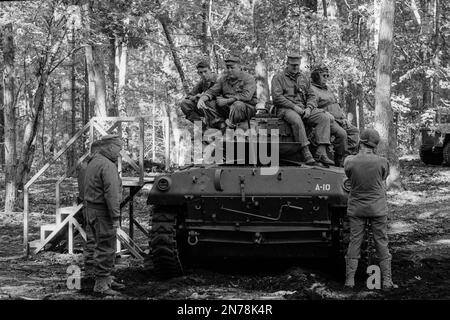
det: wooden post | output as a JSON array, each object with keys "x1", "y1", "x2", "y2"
[
  {"x1": 139, "y1": 118, "x2": 144, "y2": 185},
  {"x1": 23, "y1": 189, "x2": 29, "y2": 256},
  {"x1": 68, "y1": 219, "x2": 73, "y2": 254},
  {"x1": 164, "y1": 115, "x2": 170, "y2": 170},
  {"x1": 152, "y1": 77, "x2": 156, "y2": 162},
  {"x1": 89, "y1": 119, "x2": 94, "y2": 150},
  {"x1": 56, "y1": 183, "x2": 60, "y2": 212},
  {"x1": 129, "y1": 191, "x2": 134, "y2": 240}
]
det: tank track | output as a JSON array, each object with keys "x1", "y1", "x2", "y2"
[{"x1": 150, "y1": 206, "x2": 184, "y2": 278}]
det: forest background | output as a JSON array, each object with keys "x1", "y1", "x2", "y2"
[{"x1": 0, "y1": 0, "x2": 449, "y2": 214}]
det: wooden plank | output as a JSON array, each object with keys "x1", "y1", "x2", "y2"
[
  {"x1": 120, "y1": 150, "x2": 140, "y2": 172},
  {"x1": 132, "y1": 219, "x2": 150, "y2": 239},
  {"x1": 139, "y1": 118, "x2": 145, "y2": 185},
  {"x1": 92, "y1": 116, "x2": 152, "y2": 122},
  {"x1": 164, "y1": 116, "x2": 170, "y2": 170},
  {"x1": 71, "y1": 218, "x2": 87, "y2": 241},
  {"x1": 68, "y1": 219, "x2": 73, "y2": 254},
  {"x1": 129, "y1": 199, "x2": 134, "y2": 240},
  {"x1": 116, "y1": 228, "x2": 144, "y2": 260},
  {"x1": 34, "y1": 204, "x2": 83, "y2": 254},
  {"x1": 23, "y1": 190, "x2": 29, "y2": 256},
  {"x1": 25, "y1": 121, "x2": 91, "y2": 189}
]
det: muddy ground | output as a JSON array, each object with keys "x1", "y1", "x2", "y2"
[{"x1": 1, "y1": 156, "x2": 450, "y2": 300}]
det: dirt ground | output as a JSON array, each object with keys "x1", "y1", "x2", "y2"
[{"x1": 1, "y1": 156, "x2": 450, "y2": 300}]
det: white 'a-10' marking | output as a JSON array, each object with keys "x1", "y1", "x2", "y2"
[{"x1": 315, "y1": 184, "x2": 331, "y2": 191}]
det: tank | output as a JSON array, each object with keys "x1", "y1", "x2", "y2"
[
  {"x1": 420, "y1": 109, "x2": 450, "y2": 165},
  {"x1": 146, "y1": 113, "x2": 352, "y2": 278}
]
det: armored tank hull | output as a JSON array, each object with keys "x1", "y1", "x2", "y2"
[{"x1": 146, "y1": 115, "x2": 351, "y2": 278}]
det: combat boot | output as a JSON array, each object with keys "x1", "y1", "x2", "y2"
[
  {"x1": 315, "y1": 145, "x2": 335, "y2": 166},
  {"x1": 344, "y1": 258, "x2": 359, "y2": 288},
  {"x1": 334, "y1": 154, "x2": 346, "y2": 167},
  {"x1": 301, "y1": 146, "x2": 316, "y2": 165},
  {"x1": 93, "y1": 276, "x2": 120, "y2": 296},
  {"x1": 108, "y1": 276, "x2": 125, "y2": 290},
  {"x1": 379, "y1": 258, "x2": 398, "y2": 290}
]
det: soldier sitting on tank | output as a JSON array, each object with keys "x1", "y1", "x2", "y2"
[
  {"x1": 197, "y1": 55, "x2": 257, "y2": 131},
  {"x1": 179, "y1": 60, "x2": 219, "y2": 129},
  {"x1": 271, "y1": 53, "x2": 344, "y2": 166},
  {"x1": 310, "y1": 64, "x2": 360, "y2": 166}
]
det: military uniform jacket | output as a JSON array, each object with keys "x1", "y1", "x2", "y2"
[
  {"x1": 83, "y1": 152, "x2": 122, "y2": 220},
  {"x1": 344, "y1": 150, "x2": 390, "y2": 217},
  {"x1": 203, "y1": 71, "x2": 257, "y2": 105},
  {"x1": 311, "y1": 84, "x2": 345, "y2": 120},
  {"x1": 271, "y1": 69, "x2": 317, "y2": 110},
  {"x1": 188, "y1": 74, "x2": 218, "y2": 97}
]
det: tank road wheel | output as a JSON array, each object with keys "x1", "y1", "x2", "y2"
[
  {"x1": 150, "y1": 206, "x2": 184, "y2": 279},
  {"x1": 419, "y1": 145, "x2": 443, "y2": 165},
  {"x1": 443, "y1": 142, "x2": 450, "y2": 166}
]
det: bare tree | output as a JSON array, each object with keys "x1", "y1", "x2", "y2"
[
  {"x1": 374, "y1": 0, "x2": 399, "y2": 187},
  {"x1": 2, "y1": 23, "x2": 18, "y2": 214}
]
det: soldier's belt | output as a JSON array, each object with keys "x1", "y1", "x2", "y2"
[{"x1": 85, "y1": 202, "x2": 109, "y2": 211}]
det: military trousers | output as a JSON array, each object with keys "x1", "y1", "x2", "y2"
[
  {"x1": 278, "y1": 107, "x2": 332, "y2": 147},
  {"x1": 346, "y1": 215, "x2": 391, "y2": 261},
  {"x1": 341, "y1": 121, "x2": 360, "y2": 154},
  {"x1": 83, "y1": 207, "x2": 117, "y2": 279},
  {"x1": 330, "y1": 120, "x2": 348, "y2": 157},
  {"x1": 179, "y1": 98, "x2": 221, "y2": 128},
  {"x1": 215, "y1": 100, "x2": 256, "y2": 125}
]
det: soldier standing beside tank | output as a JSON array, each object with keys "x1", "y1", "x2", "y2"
[
  {"x1": 83, "y1": 135, "x2": 125, "y2": 295},
  {"x1": 343, "y1": 128, "x2": 397, "y2": 290},
  {"x1": 197, "y1": 55, "x2": 258, "y2": 130},
  {"x1": 272, "y1": 53, "x2": 344, "y2": 166},
  {"x1": 179, "y1": 60, "x2": 219, "y2": 129},
  {"x1": 310, "y1": 64, "x2": 360, "y2": 166}
]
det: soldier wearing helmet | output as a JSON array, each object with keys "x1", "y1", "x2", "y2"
[
  {"x1": 83, "y1": 134, "x2": 126, "y2": 295},
  {"x1": 310, "y1": 64, "x2": 360, "y2": 166},
  {"x1": 343, "y1": 128, "x2": 397, "y2": 290}
]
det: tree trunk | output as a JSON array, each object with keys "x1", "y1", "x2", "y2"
[
  {"x1": 107, "y1": 35, "x2": 117, "y2": 116},
  {"x1": 62, "y1": 72, "x2": 72, "y2": 168},
  {"x1": 155, "y1": 1, "x2": 189, "y2": 95},
  {"x1": 16, "y1": 70, "x2": 49, "y2": 192},
  {"x1": 3, "y1": 23, "x2": 18, "y2": 214},
  {"x1": 91, "y1": 45, "x2": 107, "y2": 117},
  {"x1": 70, "y1": 25, "x2": 76, "y2": 168},
  {"x1": 117, "y1": 39, "x2": 128, "y2": 116},
  {"x1": 82, "y1": 0, "x2": 96, "y2": 119},
  {"x1": 345, "y1": 81, "x2": 358, "y2": 126},
  {"x1": 357, "y1": 83, "x2": 365, "y2": 130},
  {"x1": 41, "y1": 98, "x2": 45, "y2": 158},
  {"x1": 253, "y1": 0, "x2": 270, "y2": 109},
  {"x1": 49, "y1": 85, "x2": 56, "y2": 154},
  {"x1": 85, "y1": 46, "x2": 97, "y2": 118},
  {"x1": 0, "y1": 78, "x2": 4, "y2": 169},
  {"x1": 374, "y1": 0, "x2": 398, "y2": 187},
  {"x1": 322, "y1": 0, "x2": 327, "y2": 16},
  {"x1": 202, "y1": 0, "x2": 212, "y2": 60}
]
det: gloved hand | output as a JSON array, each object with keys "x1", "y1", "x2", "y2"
[{"x1": 293, "y1": 105, "x2": 305, "y2": 116}]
